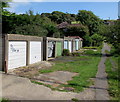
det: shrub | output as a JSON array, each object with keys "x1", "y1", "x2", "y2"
[
  {"x1": 72, "y1": 52, "x2": 81, "y2": 56},
  {"x1": 83, "y1": 47, "x2": 98, "y2": 49},
  {"x1": 62, "y1": 49, "x2": 70, "y2": 56},
  {"x1": 84, "y1": 50, "x2": 94, "y2": 55},
  {"x1": 84, "y1": 49, "x2": 102, "y2": 57}
]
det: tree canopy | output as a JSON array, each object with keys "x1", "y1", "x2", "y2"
[
  {"x1": 77, "y1": 10, "x2": 103, "y2": 35},
  {"x1": 2, "y1": 3, "x2": 118, "y2": 49},
  {"x1": 103, "y1": 20, "x2": 120, "y2": 54}
]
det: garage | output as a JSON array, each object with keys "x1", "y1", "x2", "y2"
[
  {"x1": 30, "y1": 41, "x2": 41, "y2": 64},
  {"x1": 64, "y1": 37, "x2": 73, "y2": 53},
  {"x1": 1, "y1": 34, "x2": 43, "y2": 72},
  {"x1": 64, "y1": 40, "x2": 68, "y2": 49},
  {"x1": 8, "y1": 41, "x2": 26, "y2": 69},
  {"x1": 43, "y1": 37, "x2": 63, "y2": 61},
  {"x1": 68, "y1": 36, "x2": 83, "y2": 51},
  {"x1": 75, "y1": 39, "x2": 79, "y2": 51},
  {"x1": 69, "y1": 41, "x2": 72, "y2": 53},
  {"x1": 56, "y1": 42, "x2": 62, "y2": 56},
  {"x1": 48, "y1": 41, "x2": 55, "y2": 58}
]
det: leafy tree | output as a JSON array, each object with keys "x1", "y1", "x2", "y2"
[
  {"x1": 53, "y1": 31, "x2": 60, "y2": 38},
  {"x1": 91, "y1": 34, "x2": 103, "y2": 46},
  {"x1": 104, "y1": 20, "x2": 120, "y2": 54},
  {"x1": 3, "y1": 10, "x2": 59, "y2": 37},
  {"x1": 1, "y1": 0, "x2": 12, "y2": 33},
  {"x1": 1, "y1": 0, "x2": 12, "y2": 15},
  {"x1": 41, "y1": 13, "x2": 52, "y2": 17},
  {"x1": 10, "y1": 24, "x2": 48, "y2": 37},
  {"x1": 83, "y1": 35, "x2": 92, "y2": 47},
  {"x1": 64, "y1": 25, "x2": 89, "y2": 37},
  {"x1": 42, "y1": 11, "x2": 75, "y2": 24},
  {"x1": 76, "y1": 10, "x2": 102, "y2": 36}
]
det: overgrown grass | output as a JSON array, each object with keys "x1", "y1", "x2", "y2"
[
  {"x1": 0, "y1": 98, "x2": 10, "y2": 102},
  {"x1": 83, "y1": 47, "x2": 102, "y2": 57},
  {"x1": 39, "y1": 55, "x2": 101, "y2": 92},
  {"x1": 71, "y1": 98, "x2": 79, "y2": 102},
  {"x1": 31, "y1": 80, "x2": 53, "y2": 89},
  {"x1": 31, "y1": 80, "x2": 71, "y2": 92},
  {"x1": 105, "y1": 56, "x2": 119, "y2": 100},
  {"x1": 110, "y1": 46, "x2": 119, "y2": 57},
  {"x1": 83, "y1": 46, "x2": 98, "y2": 49}
]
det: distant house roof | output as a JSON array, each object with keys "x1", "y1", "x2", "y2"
[
  {"x1": 69, "y1": 24, "x2": 82, "y2": 27},
  {"x1": 57, "y1": 22, "x2": 69, "y2": 29},
  {"x1": 104, "y1": 20, "x2": 115, "y2": 25},
  {"x1": 68, "y1": 36, "x2": 83, "y2": 40},
  {"x1": 57, "y1": 22, "x2": 82, "y2": 29}
]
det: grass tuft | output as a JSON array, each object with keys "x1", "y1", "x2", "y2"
[
  {"x1": 39, "y1": 55, "x2": 100, "y2": 92},
  {"x1": 105, "y1": 56, "x2": 119, "y2": 100}
]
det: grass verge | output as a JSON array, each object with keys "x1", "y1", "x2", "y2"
[
  {"x1": 39, "y1": 55, "x2": 101, "y2": 92},
  {"x1": 105, "y1": 56, "x2": 119, "y2": 100}
]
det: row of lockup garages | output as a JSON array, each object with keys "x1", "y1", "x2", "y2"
[
  {"x1": 64, "y1": 36, "x2": 83, "y2": 53},
  {"x1": 0, "y1": 34, "x2": 83, "y2": 73}
]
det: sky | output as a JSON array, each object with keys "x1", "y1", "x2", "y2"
[{"x1": 6, "y1": 1, "x2": 119, "y2": 20}]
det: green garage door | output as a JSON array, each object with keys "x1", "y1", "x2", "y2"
[{"x1": 56, "y1": 42, "x2": 62, "y2": 56}]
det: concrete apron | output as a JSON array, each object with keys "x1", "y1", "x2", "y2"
[
  {"x1": 1, "y1": 72, "x2": 96, "y2": 100},
  {"x1": 2, "y1": 73, "x2": 78, "y2": 100},
  {"x1": 0, "y1": 72, "x2": 2, "y2": 99}
]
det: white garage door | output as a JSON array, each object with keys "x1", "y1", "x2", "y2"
[
  {"x1": 30, "y1": 41, "x2": 41, "y2": 64},
  {"x1": 8, "y1": 41, "x2": 26, "y2": 69},
  {"x1": 75, "y1": 39, "x2": 79, "y2": 50},
  {"x1": 69, "y1": 41, "x2": 72, "y2": 53},
  {"x1": 64, "y1": 41, "x2": 68, "y2": 49}
]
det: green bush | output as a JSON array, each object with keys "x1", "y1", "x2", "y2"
[
  {"x1": 84, "y1": 49, "x2": 102, "y2": 57},
  {"x1": 1, "y1": 98, "x2": 10, "y2": 102},
  {"x1": 84, "y1": 50, "x2": 94, "y2": 55},
  {"x1": 83, "y1": 47, "x2": 98, "y2": 49},
  {"x1": 62, "y1": 49, "x2": 70, "y2": 56}
]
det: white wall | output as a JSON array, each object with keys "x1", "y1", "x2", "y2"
[
  {"x1": 0, "y1": 37, "x2": 2, "y2": 71},
  {"x1": 69, "y1": 41, "x2": 72, "y2": 53}
]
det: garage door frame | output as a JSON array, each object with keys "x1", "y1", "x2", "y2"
[
  {"x1": 4, "y1": 34, "x2": 43, "y2": 73},
  {"x1": 43, "y1": 37, "x2": 63, "y2": 61}
]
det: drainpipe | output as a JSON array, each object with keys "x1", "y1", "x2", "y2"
[{"x1": 4, "y1": 60, "x2": 7, "y2": 74}]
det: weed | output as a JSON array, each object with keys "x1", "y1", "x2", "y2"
[
  {"x1": 62, "y1": 49, "x2": 70, "y2": 56},
  {"x1": 105, "y1": 57, "x2": 119, "y2": 100},
  {"x1": 39, "y1": 56, "x2": 100, "y2": 92},
  {"x1": 0, "y1": 98, "x2": 10, "y2": 102},
  {"x1": 71, "y1": 98, "x2": 79, "y2": 102},
  {"x1": 71, "y1": 52, "x2": 81, "y2": 56}
]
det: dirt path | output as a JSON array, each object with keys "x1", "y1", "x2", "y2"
[{"x1": 95, "y1": 43, "x2": 111, "y2": 100}]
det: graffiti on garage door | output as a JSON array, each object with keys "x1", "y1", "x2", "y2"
[{"x1": 48, "y1": 41, "x2": 55, "y2": 57}]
